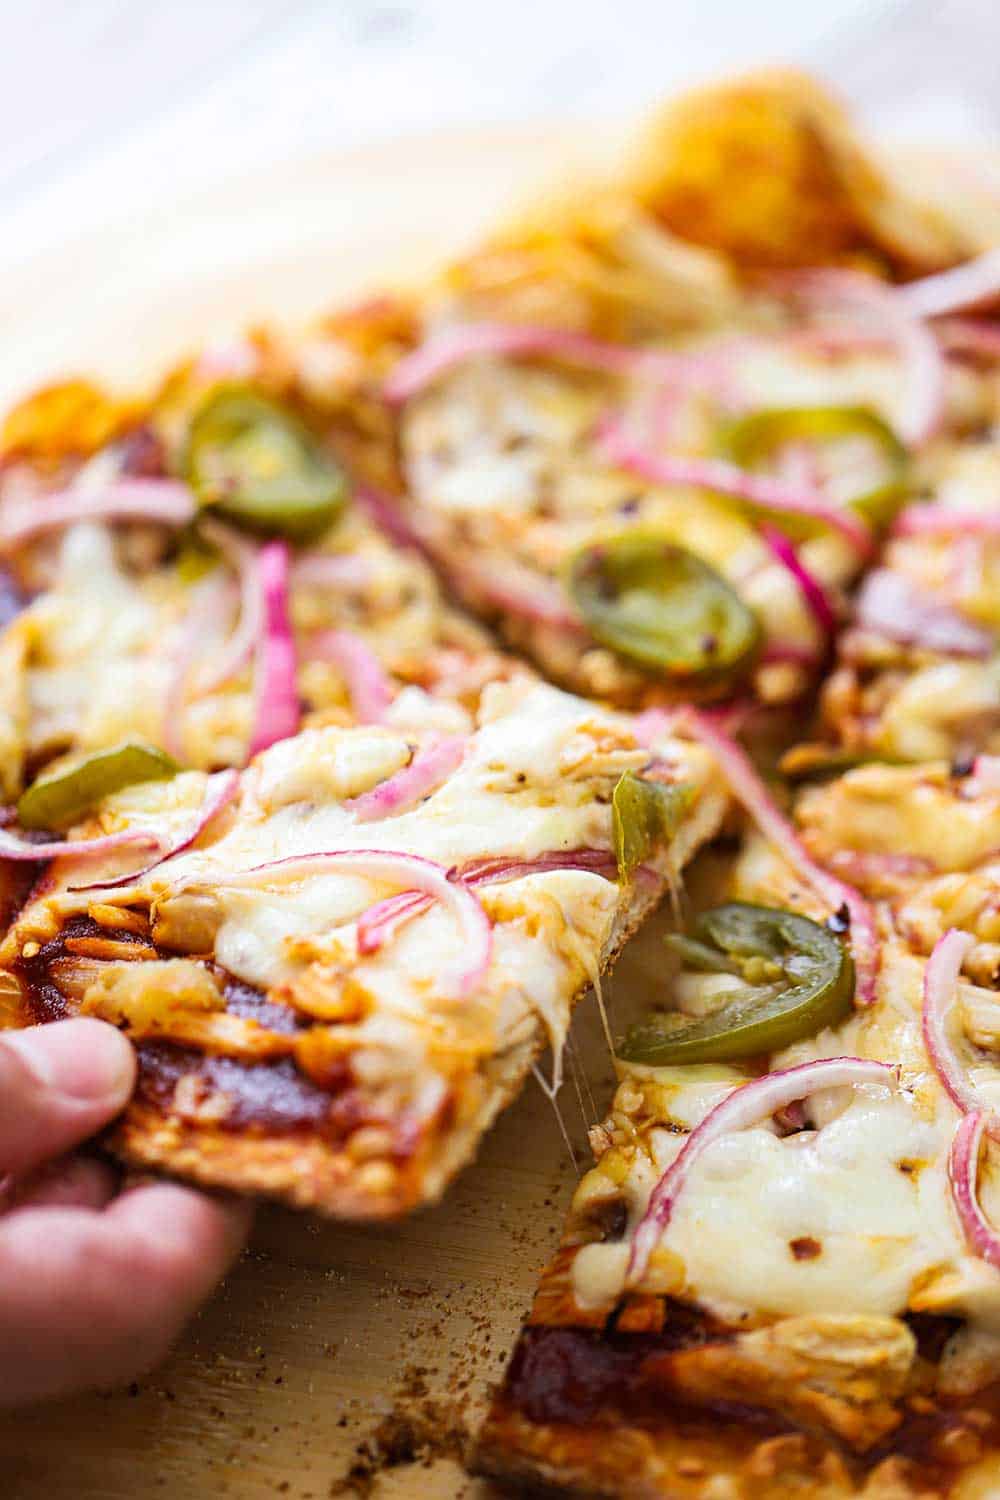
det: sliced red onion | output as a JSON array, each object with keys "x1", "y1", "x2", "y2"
[
  {"x1": 352, "y1": 482, "x2": 429, "y2": 555},
  {"x1": 69, "y1": 769, "x2": 240, "y2": 892},
  {"x1": 304, "y1": 629, "x2": 393, "y2": 723},
  {"x1": 458, "y1": 848, "x2": 619, "y2": 885},
  {"x1": 825, "y1": 848, "x2": 934, "y2": 888},
  {"x1": 455, "y1": 553, "x2": 582, "y2": 629},
  {"x1": 356, "y1": 889, "x2": 431, "y2": 954},
  {"x1": 0, "y1": 825, "x2": 159, "y2": 864},
  {"x1": 778, "y1": 269, "x2": 945, "y2": 447},
  {"x1": 292, "y1": 552, "x2": 375, "y2": 591},
  {"x1": 204, "y1": 849, "x2": 491, "y2": 998},
  {"x1": 965, "y1": 756, "x2": 1000, "y2": 798},
  {"x1": 935, "y1": 317, "x2": 1000, "y2": 360},
  {"x1": 0, "y1": 478, "x2": 196, "y2": 552},
  {"x1": 922, "y1": 927, "x2": 985, "y2": 1121},
  {"x1": 683, "y1": 710, "x2": 880, "y2": 1005},
  {"x1": 346, "y1": 736, "x2": 465, "y2": 821},
  {"x1": 356, "y1": 847, "x2": 618, "y2": 956},
  {"x1": 898, "y1": 250, "x2": 1000, "y2": 320},
  {"x1": 248, "y1": 540, "x2": 300, "y2": 757},
  {"x1": 627, "y1": 1056, "x2": 896, "y2": 1287},
  {"x1": 855, "y1": 568, "x2": 993, "y2": 658},
  {"x1": 892, "y1": 505, "x2": 1000, "y2": 539},
  {"x1": 598, "y1": 417, "x2": 875, "y2": 556},
  {"x1": 760, "y1": 640, "x2": 821, "y2": 667},
  {"x1": 161, "y1": 571, "x2": 235, "y2": 760},
  {"x1": 196, "y1": 519, "x2": 263, "y2": 691},
  {"x1": 948, "y1": 1110, "x2": 1000, "y2": 1270},
  {"x1": 760, "y1": 525, "x2": 837, "y2": 637},
  {"x1": 383, "y1": 322, "x2": 722, "y2": 405}
]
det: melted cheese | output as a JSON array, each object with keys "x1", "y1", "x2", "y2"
[
  {"x1": 400, "y1": 340, "x2": 926, "y2": 707},
  {"x1": 26, "y1": 680, "x2": 722, "y2": 1115},
  {"x1": 570, "y1": 874, "x2": 1000, "y2": 1343}
]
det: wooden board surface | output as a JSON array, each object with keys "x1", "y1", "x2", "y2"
[
  {"x1": 0, "y1": 900, "x2": 676, "y2": 1499},
  {"x1": 0, "y1": 123, "x2": 645, "y2": 1500}
]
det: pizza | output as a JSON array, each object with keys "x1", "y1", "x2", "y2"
[
  {"x1": 0, "y1": 680, "x2": 725, "y2": 1215},
  {"x1": 0, "y1": 346, "x2": 516, "y2": 797},
  {"x1": 0, "y1": 61, "x2": 1000, "y2": 1495},
  {"x1": 354, "y1": 74, "x2": 995, "y2": 721},
  {"x1": 476, "y1": 795, "x2": 1000, "y2": 1498},
  {"x1": 466, "y1": 72, "x2": 1000, "y2": 1500}
]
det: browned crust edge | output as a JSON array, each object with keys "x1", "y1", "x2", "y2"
[{"x1": 77, "y1": 782, "x2": 727, "y2": 1220}]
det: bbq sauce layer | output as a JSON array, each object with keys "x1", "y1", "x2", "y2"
[
  {"x1": 497, "y1": 1313, "x2": 1000, "y2": 1494},
  {"x1": 10, "y1": 912, "x2": 391, "y2": 1144}
]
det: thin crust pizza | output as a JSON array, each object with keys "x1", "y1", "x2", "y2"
[
  {"x1": 0, "y1": 342, "x2": 515, "y2": 798},
  {"x1": 341, "y1": 73, "x2": 1000, "y2": 721},
  {"x1": 0, "y1": 61, "x2": 999, "y2": 1496},
  {"x1": 0, "y1": 679, "x2": 725, "y2": 1216}
]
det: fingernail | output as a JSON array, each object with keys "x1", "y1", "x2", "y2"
[{"x1": 3, "y1": 1019, "x2": 136, "y2": 1103}]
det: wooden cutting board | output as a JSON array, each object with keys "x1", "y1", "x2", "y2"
[
  {"x1": 0, "y1": 121, "x2": 649, "y2": 1500},
  {"x1": 2, "y1": 118, "x2": 996, "y2": 1500}
]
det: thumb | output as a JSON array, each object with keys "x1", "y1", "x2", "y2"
[{"x1": 0, "y1": 1019, "x2": 136, "y2": 1176}]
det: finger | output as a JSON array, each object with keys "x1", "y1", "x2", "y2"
[
  {"x1": 0, "y1": 1019, "x2": 136, "y2": 1175},
  {"x1": 5, "y1": 1156, "x2": 118, "y2": 1213},
  {"x1": 0, "y1": 1185, "x2": 253, "y2": 1405}
]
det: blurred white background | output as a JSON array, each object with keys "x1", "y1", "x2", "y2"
[
  {"x1": 0, "y1": 0, "x2": 998, "y2": 404},
  {"x1": 3, "y1": 0, "x2": 999, "y2": 242}
]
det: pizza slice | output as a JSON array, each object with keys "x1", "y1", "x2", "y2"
[
  {"x1": 0, "y1": 342, "x2": 517, "y2": 805},
  {"x1": 335, "y1": 73, "x2": 1000, "y2": 722},
  {"x1": 475, "y1": 760, "x2": 1000, "y2": 1498},
  {"x1": 0, "y1": 676, "x2": 725, "y2": 1217}
]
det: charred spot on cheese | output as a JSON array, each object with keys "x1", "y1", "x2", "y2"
[{"x1": 789, "y1": 1236, "x2": 822, "y2": 1261}]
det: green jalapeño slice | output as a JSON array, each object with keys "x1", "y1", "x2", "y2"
[
  {"x1": 719, "y1": 405, "x2": 908, "y2": 532},
  {"x1": 17, "y1": 742, "x2": 180, "y2": 831},
  {"x1": 567, "y1": 532, "x2": 760, "y2": 685},
  {"x1": 184, "y1": 386, "x2": 347, "y2": 541},
  {"x1": 618, "y1": 901, "x2": 854, "y2": 1065},
  {"x1": 612, "y1": 770, "x2": 694, "y2": 883}
]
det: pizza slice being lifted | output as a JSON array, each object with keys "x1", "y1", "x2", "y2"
[{"x1": 0, "y1": 677, "x2": 725, "y2": 1217}]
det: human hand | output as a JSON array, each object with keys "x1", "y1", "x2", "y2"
[{"x1": 0, "y1": 1017, "x2": 252, "y2": 1405}]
